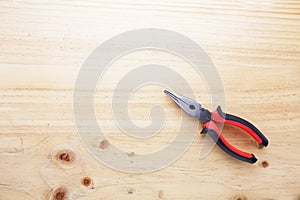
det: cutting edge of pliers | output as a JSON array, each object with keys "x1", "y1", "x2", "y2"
[{"x1": 164, "y1": 89, "x2": 269, "y2": 164}]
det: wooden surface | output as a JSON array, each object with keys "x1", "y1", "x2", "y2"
[{"x1": 0, "y1": 0, "x2": 300, "y2": 199}]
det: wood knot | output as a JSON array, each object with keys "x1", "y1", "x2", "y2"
[
  {"x1": 128, "y1": 152, "x2": 135, "y2": 157},
  {"x1": 56, "y1": 150, "x2": 75, "y2": 164},
  {"x1": 53, "y1": 187, "x2": 68, "y2": 200},
  {"x1": 158, "y1": 190, "x2": 163, "y2": 198},
  {"x1": 81, "y1": 177, "x2": 93, "y2": 187},
  {"x1": 260, "y1": 160, "x2": 270, "y2": 168},
  {"x1": 258, "y1": 144, "x2": 264, "y2": 149},
  {"x1": 251, "y1": 140, "x2": 264, "y2": 149},
  {"x1": 233, "y1": 194, "x2": 247, "y2": 200},
  {"x1": 59, "y1": 153, "x2": 71, "y2": 162},
  {"x1": 99, "y1": 139, "x2": 109, "y2": 149},
  {"x1": 127, "y1": 188, "x2": 135, "y2": 194}
]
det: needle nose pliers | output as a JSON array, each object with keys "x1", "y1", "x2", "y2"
[{"x1": 164, "y1": 89, "x2": 269, "y2": 164}]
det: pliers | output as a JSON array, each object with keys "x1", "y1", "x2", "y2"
[{"x1": 164, "y1": 89, "x2": 269, "y2": 164}]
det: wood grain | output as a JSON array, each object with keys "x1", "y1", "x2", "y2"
[{"x1": 0, "y1": 0, "x2": 300, "y2": 199}]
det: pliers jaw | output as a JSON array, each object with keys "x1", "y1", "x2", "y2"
[{"x1": 164, "y1": 89, "x2": 211, "y2": 122}]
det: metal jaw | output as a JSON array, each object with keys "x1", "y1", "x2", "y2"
[{"x1": 164, "y1": 89, "x2": 211, "y2": 122}]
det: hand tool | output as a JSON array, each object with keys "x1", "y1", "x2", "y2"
[{"x1": 164, "y1": 89, "x2": 268, "y2": 163}]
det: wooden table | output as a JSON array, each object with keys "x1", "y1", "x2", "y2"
[{"x1": 0, "y1": 0, "x2": 299, "y2": 199}]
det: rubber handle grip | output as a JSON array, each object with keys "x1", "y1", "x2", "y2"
[
  {"x1": 202, "y1": 121, "x2": 258, "y2": 164},
  {"x1": 211, "y1": 106, "x2": 269, "y2": 147}
]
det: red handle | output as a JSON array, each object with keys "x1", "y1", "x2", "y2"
[
  {"x1": 211, "y1": 106, "x2": 269, "y2": 147},
  {"x1": 201, "y1": 106, "x2": 268, "y2": 164},
  {"x1": 202, "y1": 121, "x2": 257, "y2": 163}
]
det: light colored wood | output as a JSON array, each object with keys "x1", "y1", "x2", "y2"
[{"x1": 0, "y1": 0, "x2": 300, "y2": 199}]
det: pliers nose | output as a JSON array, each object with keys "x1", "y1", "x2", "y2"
[
  {"x1": 164, "y1": 89, "x2": 212, "y2": 123},
  {"x1": 164, "y1": 89, "x2": 201, "y2": 119}
]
